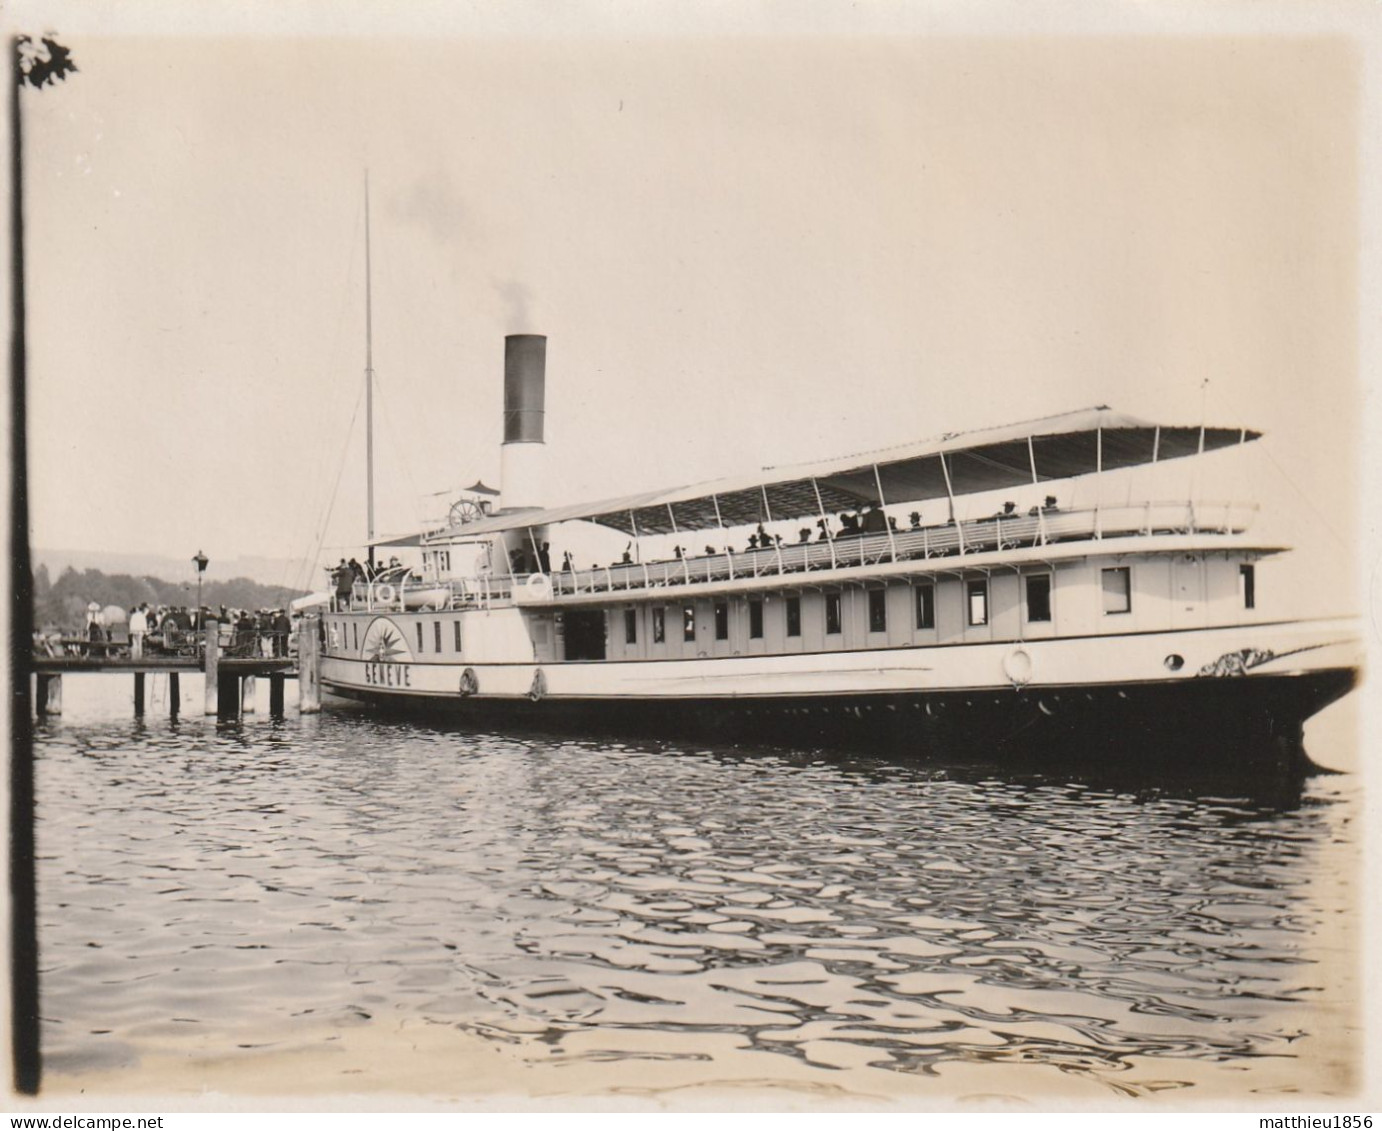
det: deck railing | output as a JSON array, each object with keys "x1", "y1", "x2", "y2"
[{"x1": 339, "y1": 499, "x2": 1257, "y2": 613}]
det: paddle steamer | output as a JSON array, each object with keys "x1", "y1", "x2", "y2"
[{"x1": 318, "y1": 334, "x2": 1359, "y2": 770}]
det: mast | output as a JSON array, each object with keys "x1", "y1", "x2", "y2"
[{"x1": 364, "y1": 171, "x2": 375, "y2": 567}]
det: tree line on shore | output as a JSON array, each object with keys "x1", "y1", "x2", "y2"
[{"x1": 34, "y1": 564, "x2": 305, "y2": 633}]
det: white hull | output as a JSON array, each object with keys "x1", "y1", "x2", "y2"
[{"x1": 321, "y1": 616, "x2": 1357, "y2": 702}]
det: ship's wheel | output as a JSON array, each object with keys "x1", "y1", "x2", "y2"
[{"x1": 448, "y1": 498, "x2": 485, "y2": 526}]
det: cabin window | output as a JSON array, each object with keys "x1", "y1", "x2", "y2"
[
  {"x1": 1240, "y1": 564, "x2": 1256, "y2": 610},
  {"x1": 416, "y1": 623, "x2": 424, "y2": 651},
  {"x1": 786, "y1": 596, "x2": 801, "y2": 637},
  {"x1": 1102, "y1": 567, "x2": 1132, "y2": 615},
  {"x1": 715, "y1": 602, "x2": 729, "y2": 640},
  {"x1": 683, "y1": 606, "x2": 696, "y2": 642},
  {"x1": 624, "y1": 608, "x2": 637, "y2": 644},
  {"x1": 434, "y1": 622, "x2": 442, "y2": 652},
  {"x1": 652, "y1": 607, "x2": 666, "y2": 644},
  {"x1": 1025, "y1": 574, "x2": 1052, "y2": 623},
  {"x1": 868, "y1": 589, "x2": 887, "y2": 633},
  {"x1": 749, "y1": 600, "x2": 764, "y2": 639},
  {"x1": 1102, "y1": 567, "x2": 1132, "y2": 614},
  {"x1": 967, "y1": 580, "x2": 989, "y2": 626},
  {"x1": 453, "y1": 621, "x2": 462, "y2": 651},
  {"x1": 914, "y1": 583, "x2": 935, "y2": 630},
  {"x1": 352, "y1": 622, "x2": 359, "y2": 650},
  {"x1": 438, "y1": 550, "x2": 450, "y2": 573},
  {"x1": 825, "y1": 593, "x2": 842, "y2": 635}
]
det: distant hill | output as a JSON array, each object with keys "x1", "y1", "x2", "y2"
[
  {"x1": 34, "y1": 547, "x2": 314, "y2": 590},
  {"x1": 34, "y1": 563, "x2": 308, "y2": 631}
]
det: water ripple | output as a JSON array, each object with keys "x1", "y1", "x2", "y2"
[{"x1": 34, "y1": 682, "x2": 1358, "y2": 1096}]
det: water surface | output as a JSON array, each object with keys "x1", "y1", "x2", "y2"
[{"x1": 35, "y1": 675, "x2": 1360, "y2": 1101}]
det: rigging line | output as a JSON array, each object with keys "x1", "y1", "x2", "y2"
[
  {"x1": 282, "y1": 197, "x2": 366, "y2": 593},
  {"x1": 280, "y1": 203, "x2": 364, "y2": 591},
  {"x1": 1260, "y1": 446, "x2": 1351, "y2": 551},
  {"x1": 300, "y1": 382, "x2": 366, "y2": 594}
]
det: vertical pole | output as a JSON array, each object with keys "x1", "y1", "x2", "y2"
[
  {"x1": 133, "y1": 672, "x2": 145, "y2": 717},
  {"x1": 269, "y1": 673, "x2": 285, "y2": 716},
  {"x1": 241, "y1": 675, "x2": 257, "y2": 714},
  {"x1": 630, "y1": 511, "x2": 650, "y2": 590},
  {"x1": 760, "y1": 485, "x2": 785, "y2": 574},
  {"x1": 939, "y1": 452, "x2": 965, "y2": 555},
  {"x1": 872, "y1": 463, "x2": 897, "y2": 563},
  {"x1": 810, "y1": 477, "x2": 837, "y2": 569},
  {"x1": 168, "y1": 672, "x2": 180, "y2": 718},
  {"x1": 711, "y1": 494, "x2": 735, "y2": 579},
  {"x1": 1095, "y1": 426, "x2": 1103, "y2": 540},
  {"x1": 203, "y1": 619, "x2": 220, "y2": 715},
  {"x1": 1028, "y1": 435, "x2": 1047, "y2": 545},
  {"x1": 298, "y1": 614, "x2": 322, "y2": 714},
  {"x1": 667, "y1": 505, "x2": 691, "y2": 583},
  {"x1": 364, "y1": 171, "x2": 376, "y2": 570},
  {"x1": 9, "y1": 35, "x2": 41, "y2": 1096}
]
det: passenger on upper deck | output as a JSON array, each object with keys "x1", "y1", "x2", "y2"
[
  {"x1": 838, "y1": 512, "x2": 861, "y2": 537},
  {"x1": 539, "y1": 543, "x2": 552, "y2": 573},
  {"x1": 798, "y1": 528, "x2": 812, "y2": 543},
  {"x1": 817, "y1": 518, "x2": 833, "y2": 541},
  {"x1": 909, "y1": 511, "x2": 922, "y2": 530},
  {"x1": 862, "y1": 504, "x2": 888, "y2": 534}
]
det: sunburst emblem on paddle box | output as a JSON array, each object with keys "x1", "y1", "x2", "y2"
[{"x1": 361, "y1": 617, "x2": 413, "y2": 663}]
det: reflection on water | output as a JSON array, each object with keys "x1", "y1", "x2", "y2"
[{"x1": 35, "y1": 677, "x2": 1359, "y2": 1097}]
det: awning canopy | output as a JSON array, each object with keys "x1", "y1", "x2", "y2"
[{"x1": 420, "y1": 406, "x2": 1258, "y2": 541}]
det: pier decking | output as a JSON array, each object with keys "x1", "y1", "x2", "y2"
[{"x1": 30, "y1": 620, "x2": 322, "y2": 719}]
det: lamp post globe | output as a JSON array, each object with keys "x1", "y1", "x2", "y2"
[{"x1": 193, "y1": 551, "x2": 209, "y2": 618}]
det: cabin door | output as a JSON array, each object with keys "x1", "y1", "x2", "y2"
[
  {"x1": 1171, "y1": 554, "x2": 1206, "y2": 628},
  {"x1": 563, "y1": 609, "x2": 607, "y2": 661}
]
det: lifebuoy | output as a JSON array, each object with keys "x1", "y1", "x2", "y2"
[
  {"x1": 525, "y1": 573, "x2": 552, "y2": 598},
  {"x1": 529, "y1": 668, "x2": 547, "y2": 701},
  {"x1": 459, "y1": 667, "x2": 479, "y2": 697},
  {"x1": 375, "y1": 583, "x2": 396, "y2": 605},
  {"x1": 1002, "y1": 646, "x2": 1033, "y2": 688}
]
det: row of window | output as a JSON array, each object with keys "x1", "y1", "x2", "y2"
[{"x1": 624, "y1": 571, "x2": 1075, "y2": 646}]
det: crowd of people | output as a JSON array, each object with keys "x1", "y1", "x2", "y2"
[{"x1": 32, "y1": 603, "x2": 296, "y2": 659}]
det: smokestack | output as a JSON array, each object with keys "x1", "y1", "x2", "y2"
[{"x1": 500, "y1": 334, "x2": 546, "y2": 510}]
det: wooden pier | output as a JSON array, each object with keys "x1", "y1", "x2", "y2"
[{"x1": 31, "y1": 617, "x2": 322, "y2": 719}]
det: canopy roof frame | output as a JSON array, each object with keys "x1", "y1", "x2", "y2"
[{"x1": 413, "y1": 406, "x2": 1261, "y2": 544}]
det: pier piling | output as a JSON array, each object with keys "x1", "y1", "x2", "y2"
[
  {"x1": 241, "y1": 675, "x2": 257, "y2": 714},
  {"x1": 133, "y1": 672, "x2": 145, "y2": 717},
  {"x1": 203, "y1": 621, "x2": 220, "y2": 715},
  {"x1": 298, "y1": 615, "x2": 322, "y2": 714},
  {"x1": 168, "y1": 672, "x2": 180, "y2": 718},
  {"x1": 269, "y1": 673, "x2": 285, "y2": 716},
  {"x1": 217, "y1": 673, "x2": 239, "y2": 719},
  {"x1": 35, "y1": 673, "x2": 61, "y2": 716}
]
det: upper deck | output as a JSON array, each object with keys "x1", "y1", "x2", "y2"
[{"x1": 342, "y1": 498, "x2": 1262, "y2": 614}]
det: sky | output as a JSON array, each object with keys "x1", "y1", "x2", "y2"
[{"x1": 4, "y1": 1, "x2": 1376, "y2": 608}]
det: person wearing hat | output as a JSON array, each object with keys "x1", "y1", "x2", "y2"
[{"x1": 272, "y1": 608, "x2": 292, "y2": 657}]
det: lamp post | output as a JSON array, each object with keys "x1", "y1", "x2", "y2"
[{"x1": 193, "y1": 550, "x2": 208, "y2": 620}]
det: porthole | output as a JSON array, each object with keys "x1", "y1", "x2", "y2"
[{"x1": 1164, "y1": 653, "x2": 1185, "y2": 671}]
